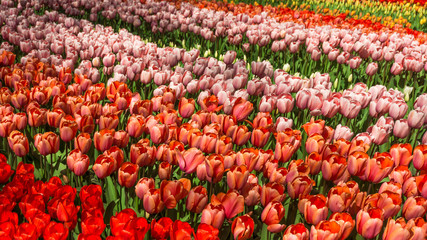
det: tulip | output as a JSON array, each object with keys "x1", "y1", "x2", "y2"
[
  {"x1": 322, "y1": 154, "x2": 347, "y2": 182},
  {"x1": 329, "y1": 212, "x2": 355, "y2": 240},
  {"x1": 227, "y1": 165, "x2": 249, "y2": 190},
  {"x1": 34, "y1": 132, "x2": 60, "y2": 156},
  {"x1": 170, "y1": 220, "x2": 193, "y2": 240},
  {"x1": 283, "y1": 223, "x2": 309, "y2": 240},
  {"x1": 94, "y1": 129, "x2": 114, "y2": 152},
  {"x1": 310, "y1": 220, "x2": 341, "y2": 240},
  {"x1": 178, "y1": 97, "x2": 195, "y2": 118},
  {"x1": 0, "y1": 118, "x2": 16, "y2": 138},
  {"x1": 356, "y1": 208, "x2": 383, "y2": 239},
  {"x1": 406, "y1": 218, "x2": 427, "y2": 240},
  {"x1": 408, "y1": 110, "x2": 425, "y2": 129},
  {"x1": 151, "y1": 217, "x2": 173, "y2": 240},
  {"x1": 232, "y1": 98, "x2": 253, "y2": 122},
  {"x1": 366, "y1": 62, "x2": 378, "y2": 76},
  {"x1": 158, "y1": 162, "x2": 171, "y2": 180},
  {"x1": 130, "y1": 142, "x2": 156, "y2": 167},
  {"x1": 135, "y1": 178, "x2": 155, "y2": 200},
  {"x1": 118, "y1": 162, "x2": 139, "y2": 188},
  {"x1": 301, "y1": 194, "x2": 328, "y2": 225},
  {"x1": 261, "y1": 182, "x2": 286, "y2": 207},
  {"x1": 74, "y1": 133, "x2": 92, "y2": 154},
  {"x1": 28, "y1": 107, "x2": 47, "y2": 127},
  {"x1": 327, "y1": 186, "x2": 352, "y2": 213},
  {"x1": 66, "y1": 149, "x2": 90, "y2": 176},
  {"x1": 46, "y1": 108, "x2": 65, "y2": 128},
  {"x1": 7, "y1": 130, "x2": 29, "y2": 157},
  {"x1": 362, "y1": 153, "x2": 394, "y2": 183},
  {"x1": 306, "y1": 134, "x2": 325, "y2": 154},
  {"x1": 251, "y1": 127, "x2": 270, "y2": 148},
  {"x1": 287, "y1": 175, "x2": 314, "y2": 199},
  {"x1": 390, "y1": 144, "x2": 412, "y2": 166},
  {"x1": 43, "y1": 221, "x2": 69, "y2": 240},
  {"x1": 196, "y1": 224, "x2": 219, "y2": 240},
  {"x1": 382, "y1": 218, "x2": 410, "y2": 240},
  {"x1": 212, "y1": 190, "x2": 245, "y2": 219},
  {"x1": 160, "y1": 179, "x2": 190, "y2": 209},
  {"x1": 143, "y1": 189, "x2": 165, "y2": 214},
  {"x1": 377, "y1": 191, "x2": 402, "y2": 219},
  {"x1": 176, "y1": 148, "x2": 205, "y2": 174},
  {"x1": 59, "y1": 115, "x2": 78, "y2": 142},
  {"x1": 402, "y1": 196, "x2": 427, "y2": 220},
  {"x1": 92, "y1": 155, "x2": 115, "y2": 179},
  {"x1": 393, "y1": 119, "x2": 411, "y2": 138},
  {"x1": 231, "y1": 215, "x2": 254, "y2": 240},
  {"x1": 0, "y1": 162, "x2": 14, "y2": 184},
  {"x1": 261, "y1": 201, "x2": 286, "y2": 233},
  {"x1": 228, "y1": 125, "x2": 251, "y2": 146},
  {"x1": 413, "y1": 145, "x2": 427, "y2": 171},
  {"x1": 186, "y1": 186, "x2": 208, "y2": 213},
  {"x1": 150, "y1": 124, "x2": 169, "y2": 145},
  {"x1": 200, "y1": 203, "x2": 226, "y2": 229}
]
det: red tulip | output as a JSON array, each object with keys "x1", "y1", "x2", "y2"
[
  {"x1": 0, "y1": 162, "x2": 14, "y2": 184},
  {"x1": 151, "y1": 217, "x2": 173, "y2": 240},
  {"x1": 43, "y1": 221, "x2": 68, "y2": 240},
  {"x1": 170, "y1": 220, "x2": 194, "y2": 240},
  {"x1": 110, "y1": 209, "x2": 136, "y2": 238},
  {"x1": 196, "y1": 223, "x2": 220, "y2": 240},
  {"x1": 14, "y1": 223, "x2": 38, "y2": 240}
]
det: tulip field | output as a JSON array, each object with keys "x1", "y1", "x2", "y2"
[{"x1": 1, "y1": 0, "x2": 427, "y2": 239}]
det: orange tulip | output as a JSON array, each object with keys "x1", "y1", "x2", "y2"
[{"x1": 186, "y1": 186, "x2": 208, "y2": 213}]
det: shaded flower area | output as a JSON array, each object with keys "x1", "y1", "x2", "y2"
[{"x1": 0, "y1": 0, "x2": 426, "y2": 240}]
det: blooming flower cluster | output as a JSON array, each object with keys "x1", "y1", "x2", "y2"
[{"x1": 0, "y1": 0, "x2": 426, "y2": 239}]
